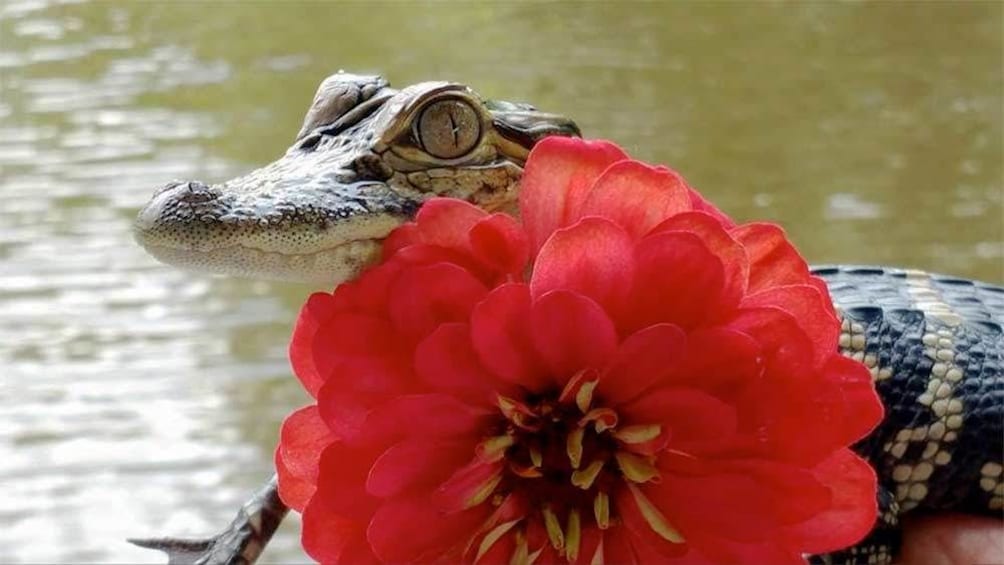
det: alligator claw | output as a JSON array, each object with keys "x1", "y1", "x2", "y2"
[
  {"x1": 127, "y1": 537, "x2": 220, "y2": 565},
  {"x1": 129, "y1": 475, "x2": 289, "y2": 565}
]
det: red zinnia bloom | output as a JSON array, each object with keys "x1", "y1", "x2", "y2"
[{"x1": 276, "y1": 138, "x2": 884, "y2": 564}]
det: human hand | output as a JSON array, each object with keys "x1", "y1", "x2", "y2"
[{"x1": 899, "y1": 513, "x2": 1003, "y2": 565}]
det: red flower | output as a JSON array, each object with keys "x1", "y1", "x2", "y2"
[{"x1": 276, "y1": 137, "x2": 884, "y2": 564}]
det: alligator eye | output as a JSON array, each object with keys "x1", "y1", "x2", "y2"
[{"x1": 415, "y1": 99, "x2": 481, "y2": 159}]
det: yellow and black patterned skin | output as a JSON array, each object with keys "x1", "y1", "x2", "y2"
[{"x1": 811, "y1": 266, "x2": 1004, "y2": 565}]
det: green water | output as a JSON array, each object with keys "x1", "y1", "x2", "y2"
[{"x1": 0, "y1": 1, "x2": 1000, "y2": 562}]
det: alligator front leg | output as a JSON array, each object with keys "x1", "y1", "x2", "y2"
[{"x1": 129, "y1": 475, "x2": 288, "y2": 565}]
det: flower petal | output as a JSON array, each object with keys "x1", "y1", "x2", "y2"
[
  {"x1": 300, "y1": 443, "x2": 382, "y2": 563},
  {"x1": 624, "y1": 387, "x2": 737, "y2": 452},
  {"x1": 367, "y1": 493, "x2": 490, "y2": 563},
  {"x1": 519, "y1": 136, "x2": 628, "y2": 253},
  {"x1": 530, "y1": 217, "x2": 635, "y2": 316},
  {"x1": 289, "y1": 292, "x2": 339, "y2": 397},
  {"x1": 730, "y1": 223, "x2": 811, "y2": 293},
  {"x1": 576, "y1": 160, "x2": 692, "y2": 239},
  {"x1": 778, "y1": 355, "x2": 883, "y2": 459},
  {"x1": 649, "y1": 211, "x2": 749, "y2": 308},
  {"x1": 415, "y1": 197, "x2": 487, "y2": 251},
  {"x1": 362, "y1": 393, "x2": 493, "y2": 445},
  {"x1": 823, "y1": 355, "x2": 885, "y2": 446},
  {"x1": 738, "y1": 351, "x2": 881, "y2": 464},
  {"x1": 645, "y1": 459, "x2": 830, "y2": 546},
  {"x1": 597, "y1": 528, "x2": 641, "y2": 565},
  {"x1": 684, "y1": 534, "x2": 805, "y2": 565},
  {"x1": 304, "y1": 441, "x2": 382, "y2": 523},
  {"x1": 415, "y1": 322, "x2": 515, "y2": 404},
  {"x1": 388, "y1": 262, "x2": 489, "y2": 339},
  {"x1": 597, "y1": 323, "x2": 686, "y2": 407},
  {"x1": 471, "y1": 283, "x2": 550, "y2": 391},
  {"x1": 300, "y1": 508, "x2": 368, "y2": 564},
  {"x1": 274, "y1": 408, "x2": 337, "y2": 514},
  {"x1": 687, "y1": 185, "x2": 736, "y2": 228},
  {"x1": 783, "y1": 448, "x2": 879, "y2": 554},
  {"x1": 616, "y1": 483, "x2": 689, "y2": 559},
  {"x1": 275, "y1": 445, "x2": 314, "y2": 513},
  {"x1": 434, "y1": 458, "x2": 505, "y2": 514},
  {"x1": 316, "y1": 379, "x2": 385, "y2": 445},
  {"x1": 742, "y1": 284, "x2": 839, "y2": 370},
  {"x1": 311, "y1": 312, "x2": 412, "y2": 394},
  {"x1": 333, "y1": 259, "x2": 406, "y2": 316},
  {"x1": 382, "y1": 222, "x2": 422, "y2": 258},
  {"x1": 530, "y1": 290, "x2": 619, "y2": 387},
  {"x1": 470, "y1": 213, "x2": 529, "y2": 276},
  {"x1": 674, "y1": 327, "x2": 763, "y2": 399},
  {"x1": 390, "y1": 241, "x2": 476, "y2": 269},
  {"x1": 725, "y1": 306, "x2": 815, "y2": 378},
  {"x1": 366, "y1": 438, "x2": 476, "y2": 498},
  {"x1": 625, "y1": 231, "x2": 728, "y2": 331},
  {"x1": 275, "y1": 405, "x2": 336, "y2": 511}
]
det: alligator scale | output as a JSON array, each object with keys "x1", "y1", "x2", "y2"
[{"x1": 133, "y1": 73, "x2": 1003, "y2": 564}]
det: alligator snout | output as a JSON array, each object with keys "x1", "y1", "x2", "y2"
[
  {"x1": 135, "y1": 180, "x2": 222, "y2": 243},
  {"x1": 134, "y1": 170, "x2": 410, "y2": 284}
]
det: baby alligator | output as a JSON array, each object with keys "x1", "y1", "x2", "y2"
[{"x1": 133, "y1": 73, "x2": 1003, "y2": 564}]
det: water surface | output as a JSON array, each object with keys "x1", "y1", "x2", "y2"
[{"x1": 0, "y1": 2, "x2": 1000, "y2": 562}]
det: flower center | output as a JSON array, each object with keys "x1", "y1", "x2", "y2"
[{"x1": 474, "y1": 370, "x2": 679, "y2": 560}]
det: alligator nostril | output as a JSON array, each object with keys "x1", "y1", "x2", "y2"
[{"x1": 176, "y1": 181, "x2": 217, "y2": 204}]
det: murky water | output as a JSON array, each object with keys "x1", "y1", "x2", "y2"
[{"x1": 0, "y1": 1, "x2": 1000, "y2": 563}]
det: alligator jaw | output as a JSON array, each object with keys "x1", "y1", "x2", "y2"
[{"x1": 134, "y1": 173, "x2": 414, "y2": 284}]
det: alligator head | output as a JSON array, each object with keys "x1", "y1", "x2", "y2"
[{"x1": 134, "y1": 72, "x2": 580, "y2": 284}]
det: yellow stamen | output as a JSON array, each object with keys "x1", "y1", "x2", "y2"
[
  {"x1": 497, "y1": 394, "x2": 540, "y2": 431},
  {"x1": 565, "y1": 509, "x2": 581, "y2": 561},
  {"x1": 558, "y1": 368, "x2": 596, "y2": 408},
  {"x1": 509, "y1": 461, "x2": 543, "y2": 478},
  {"x1": 615, "y1": 451, "x2": 660, "y2": 484},
  {"x1": 575, "y1": 379, "x2": 598, "y2": 414},
  {"x1": 465, "y1": 470, "x2": 504, "y2": 509},
  {"x1": 477, "y1": 434, "x2": 515, "y2": 462},
  {"x1": 566, "y1": 427, "x2": 585, "y2": 469},
  {"x1": 529, "y1": 445, "x2": 543, "y2": 468},
  {"x1": 594, "y1": 491, "x2": 610, "y2": 529},
  {"x1": 497, "y1": 394, "x2": 519, "y2": 416},
  {"x1": 571, "y1": 459, "x2": 605, "y2": 490},
  {"x1": 579, "y1": 407, "x2": 618, "y2": 433},
  {"x1": 510, "y1": 530, "x2": 529, "y2": 565},
  {"x1": 475, "y1": 519, "x2": 521, "y2": 563},
  {"x1": 612, "y1": 424, "x2": 662, "y2": 445},
  {"x1": 542, "y1": 506, "x2": 565, "y2": 550},
  {"x1": 626, "y1": 483, "x2": 685, "y2": 543}
]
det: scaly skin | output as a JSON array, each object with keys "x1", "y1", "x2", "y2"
[{"x1": 133, "y1": 73, "x2": 1002, "y2": 565}]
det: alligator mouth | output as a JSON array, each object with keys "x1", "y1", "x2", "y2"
[
  {"x1": 139, "y1": 238, "x2": 384, "y2": 284},
  {"x1": 133, "y1": 176, "x2": 412, "y2": 284}
]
